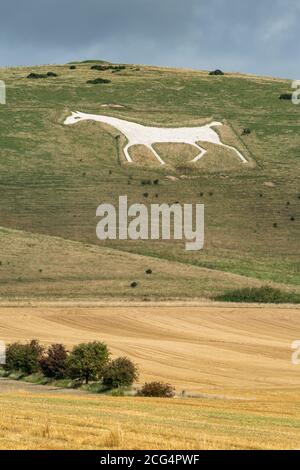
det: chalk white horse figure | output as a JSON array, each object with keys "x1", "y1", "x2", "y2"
[{"x1": 64, "y1": 111, "x2": 247, "y2": 165}]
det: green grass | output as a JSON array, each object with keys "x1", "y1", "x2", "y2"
[
  {"x1": 215, "y1": 286, "x2": 300, "y2": 303},
  {"x1": 0, "y1": 62, "x2": 299, "y2": 298}
]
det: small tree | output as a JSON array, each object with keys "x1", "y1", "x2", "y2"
[
  {"x1": 39, "y1": 344, "x2": 68, "y2": 379},
  {"x1": 4, "y1": 340, "x2": 43, "y2": 374},
  {"x1": 67, "y1": 342, "x2": 110, "y2": 384},
  {"x1": 4, "y1": 342, "x2": 26, "y2": 372},
  {"x1": 102, "y1": 357, "x2": 139, "y2": 389},
  {"x1": 138, "y1": 381, "x2": 175, "y2": 398}
]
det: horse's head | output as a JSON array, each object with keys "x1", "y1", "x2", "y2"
[{"x1": 64, "y1": 111, "x2": 87, "y2": 125}]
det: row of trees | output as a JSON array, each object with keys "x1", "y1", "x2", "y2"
[
  {"x1": 4, "y1": 340, "x2": 138, "y2": 388},
  {"x1": 3, "y1": 340, "x2": 175, "y2": 397}
]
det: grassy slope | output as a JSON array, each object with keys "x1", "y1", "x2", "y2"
[
  {"x1": 1, "y1": 391, "x2": 300, "y2": 449},
  {"x1": 0, "y1": 62, "x2": 299, "y2": 298},
  {"x1": 0, "y1": 226, "x2": 267, "y2": 299}
]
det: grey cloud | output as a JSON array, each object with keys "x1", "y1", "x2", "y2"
[{"x1": 0, "y1": 0, "x2": 299, "y2": 78}]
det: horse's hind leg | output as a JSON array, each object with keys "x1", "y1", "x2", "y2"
[
  {"x1": 148, "y1": 145, "x2": 165, "y2": 165},
  {"x1": 123, "y1": 144, "x2": 133, "y2": 163},
  {"x1": 190, "y1": 143, "x2": 207, "y2": 162},
  {"x1": 217, "y1": 142, "x2": 247, "y2": 163}
]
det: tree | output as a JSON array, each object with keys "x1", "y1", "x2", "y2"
[
  {"x1": 67, "y1": 342, "x2": 110, "y2": 384},
  {"x1": 138, "y1": 381, "x2": 175, "y2": 398},
  {"x1": 4, "y1": 342, "x2": 26, "y2": 372},
  {"x1": 102, "y1": 357, "x2": 139, "y2": 389},
  {"x1": 4, "y1": 340, "x2": 43, "y2": 374},
  {"x1": 39, "y1": 344, "x2": 68, "y2": 379}
]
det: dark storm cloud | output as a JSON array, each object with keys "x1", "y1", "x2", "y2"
[{"x1": 0, "y1": 0, "x2": 299, "y2": 78}]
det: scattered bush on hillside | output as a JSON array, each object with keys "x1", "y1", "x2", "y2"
[
  {"x1": 145, "y1": 269, "x2": 152, "y2": 275},
  {"x1": 86, "y1": 78, "x2": 111, "y2": 85},
  {"x1": 130, "y1": 281, "x2": 138, "y2": 288},
  {"x1": 69, "y1": 65, "x2": 76, "y2": 70},
  {"x1": 27, "y1": 73, "x2": 47, "y2": 79},
  {"x1": 138, "y1": 381, "x2": 175, "y2": 398},
  {"x1": 214, "y1": 286, "x2": 300, "y2": 304},
  {"x1": 4, "y1": 340, "x2": 43, "y2": 374},
  {"x1": 143, "y1": 192, "x2": 149, "y2": 198},
  {"x1": 242, "y1": 128, "x2": 251, "y2": 135},
  {"x1": 102, "y1": 357, "x2": 139, "y2": 389},
  {"x1": 91, "y1": 65, "x2": 125, "y2": 72},
  {"x1": 27, "y1": 72, "x2": 58, "y2": 79},
  {"x1": 39, "y1": 344, "x2": 68, "y2": 379},
  {"x1": 67, "y1": 342, "x2": 110, "y2": 384},
  {"x1": 209, "y1": 69, "x2": 224, "y2": 76},
  {"x1": 279, "y1": 93, "x2": 292, "y2": 100},
  {"x1": 141, "y1": 179, "x2": 152, "y2": 185},
  {"x1": 290, "y1": 216, "x2": 295, "y2": 221}
]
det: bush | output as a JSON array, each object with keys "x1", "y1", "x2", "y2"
[
  {"x1": 279, "y1": 93, "x2": 292, "y2": 100},
  {"x1": 27, "y1": 73, "x2": 47, "y2": 79},
  {"x1": 39, "y1": 344, "x2": 68, "y2": 379},
  {"x1": 130, "y1": 281, "x2": 138, "y2": 288},
  {"x1": 138, "y1": 381, "x2": 175, "y2": 398},
  {"x1": 69, "y1": 65, "x2": 76, "y2": 70},
  {"x1": 102, "y1": 357, "x2": 139, "y2": 389},
  {"x1": 4, "y1": 340, "x2": 43, "y2": 374},
  {"x1": 67, "y1": 342, "x2": 110, "y2": 384},
  {"x1": 145, "y1": 269, "x2": 152, "y2": 275},
  {"x1": 242, "y1": 128, "x2": 251, "y2": 135},
  {"x1": 214, "y1": 286, "x2": 300, "y2": 304},
  {"x1": 27, "y1": 72, "x2": 57, "y2": 79},
  {"x1": 86, "y1": 78, "x2": 111, "y2": 84},
  {"x1": 209, "y1": 69, "x2": 224, "y2": 76}
]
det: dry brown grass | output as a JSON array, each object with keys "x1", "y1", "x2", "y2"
[{"x1": 1, "y1": 390, "x2": 300, "y2": 449}]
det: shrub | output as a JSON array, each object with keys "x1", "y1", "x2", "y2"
[
  {"x1": 69, "y1": 65, "x2": 76, "y2": 70},
  {"x1": 67, "y1": 342, "x2": 110, "y2": 384},
  {"x1": 47, "y1": 72, "x2": 58, "y2": 77},
  {"x1": 27, "y1": 73, "x2": 47, "y2": 79},
  {"x1": 87, "y1": 78, "x2": 111, "y2": 84},
  {"x1": 138, "y1": 381, "x2": 175, "y2": 398},
  {"x1": 102, "y1": 357, "x2": 139, "y2": 389},
  {"x1": 91, "y1": 65, "x2": 110, "y2": 71},
  {"x1": 4, "y1": 340, "x2": 43, "y2": 374},
  {"x1": 145, "y1": 269, "x2": 152, "y2": 275},
  {"x1": 242, "y1": 128, "x2": 251, "y2": 135},
  {"x1": 39, "y1": 344, "x2": 68, "y2": 379},
  {"x1": 279, "y1": 93, "x2": 292, "y2": 100},
  {"x1": 130, "y1": 281, "x2": 138, "y2": 288},
  {"x1": 209, "y1": 69, "x2": 224, "y2": 76},
  {"x1": 214, "y1": 286, "x2": 300, "y2": 304}
]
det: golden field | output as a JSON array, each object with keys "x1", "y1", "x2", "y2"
[
  {"x1": 0, "y1": 303, "x2": 300, "y2": 393},
  {"x1": 1, "y1": 388, "x2": 300, "y2": 449},
  {"x1": 1, "y1": 303, "x2": 300, "y2": 449}
]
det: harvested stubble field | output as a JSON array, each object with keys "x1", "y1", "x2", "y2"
[{"x1": 0, "y1": 303, "x2": 300, "y2": 450}]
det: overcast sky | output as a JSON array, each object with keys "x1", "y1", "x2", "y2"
[{"x1": 0, "y1": 0, "x2": 299, "y2": 78}]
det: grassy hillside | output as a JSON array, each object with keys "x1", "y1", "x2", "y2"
[
  {"x1": 0, "y1": 61, "x2": 299, "y2": 298},
  {"x1": 0, "y1": 226, "x2": 267, "y2": 299}
]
